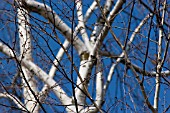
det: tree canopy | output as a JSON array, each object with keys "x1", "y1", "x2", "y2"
[{"x1": 0, "y1": 0, "x2": 170, "y2": 113}]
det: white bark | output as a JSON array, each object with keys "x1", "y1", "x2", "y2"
[
  {"x1": 91, "y1": 0, "x2": 125, "y2": 57},
  {"x1": 153, "y1": 0, "x2": 166, "y2": 111},
  {"x1": 84, "y1": 0, "x2": 98, "y2": 22},
  {"x1": 39, "y1": 40, "x2": 69, "y2": 101},
  {"x1": 90, "y1": 0, "x2": 113, "y2": 43},
  {"x1": 94, "y1": 0, "x2": 125, "y2": 45},
  {"x1": 76, "y1": 0, "x2": 92, "y2": 52},
  {"x1": 17, "y1": 3, "x2": 39, "y2": 112},
  {"x1": 0, "y1": 93, "x2": 27, "y2": 112},
  {"x1": 48, "y1": 40, "x2": 70, "y2": 78},
  {"x1": 95, "y1": 71, "x2": 103, "y2": 104},
  {"x1": 75, "y1": 59, "x2": 90, "y2": 107},
  {"x1": 21, "y1": 58, "x2": 74, "y2": 112},
  {"x1": 104, "y1": 52, "x2": 124, "y2": 92},
  {"x1": 94, "y1": 55, "x2": 103, "y2": 110},
  {"x1": 103, "y1": 13, "x2": 153, "y2": 92},
  {"x1": 75, "y1": 1, "x2": 125, "y2": 112},
  {"x1": 23, "y1": 0, "x2": 87, "y2": 55},
  {"x1": 74, "y1": 0, "x2": 98, "y2": 46},
  {"x1": 0, "y1": 42, "x2": 73, "y2": 112}
]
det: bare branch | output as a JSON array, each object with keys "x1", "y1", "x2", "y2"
[
  {"x1": 104, "y1": 52, "x2": 124, "y2": 92},
  {"x1": 84, "y1": 0, "x2": 98, "y2": 22},
  {"x1": 154, "y1": 0, "x2": 167, "y2": 111},
  {"x1": 17, "y1": 2, "x2": 39, "y2": 112},
  {"x1": 103, "y1": 12, "x2": 153, "y2": 93},
  {"x1": 21, "y1": 0, "x2": 87, "y2": 55},
  {"x1": 91, "y1": 0, "x2": 125, "y2": 57},
  {"x1": 127, "y1": 59, "x2": 156, "y2": 113},
  {"x1": 0, "y1": 93, "x2": 27, "y2": 112},
  {"x1": 0, "y1": 42, "x2": 72, "y2": 107},
  {"x1": 76, "y1": 0, "x2": 92, "y2": 52},
  {"x1": 39, "y1": 39, "x2": 69, "y2": 101},
  {"x1": 90, "y1": 0, "x2": 113, "y2": 44}
]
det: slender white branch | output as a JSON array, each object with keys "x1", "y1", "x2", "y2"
[
  {"x1": 75, "y1": 53, "x2": 103, "y2": 112},
  {"x1": 103, "y1": 0, "x2": 114, "y2": 14},
  {"x1": 104, "y1": 52, "x2": 124, "y2": 92},
  {"x1": 127, "y1": 13, "x2": 153, "y2": 48},
  {"x1": 154, "y1": 0, "x2": 166, "y2": 110},
  {"x1": 49, "y1": 40, "x2": 69, "y2": 78},
  {"x1": 23, "y1": 0, "x2": 87, "y2": 55},
  {"x1": 127, "y1": 59, "x2": 156, "y2": 113},
  {"x1": 74, "y1": 0, "x2": 98, "y2": 42},
  {"x1": 84, "y1": 0, "x2": 98, "y2": 22},
  {"x1": 81, "y1": 54, "x2": 104, "y2": 113},
  {"x1": 21, "y1": 59, "x2": 75, "y2": 112},
  {"x1": 94, "y1": 0, "x2": 125, "y2": 44},
  {"x1": 90, "y1": 0, "x2": 113, "y2": 44},
  {"x1": 91, "y1": 0, "x2": 125, "y2": 57},
  {"x1": 95, "y1": 71, "x2": 103, "y2": 105},
  {"x1": 76, "y1": 0, "x2": 92, "y2": 52},
  {"x1": 0, "y1": 93, "x2": 26, "y2": 112},
  {"x1": 0, "y1": 42, "x2": 72, "y2": 107},
  {"x1": 23, "y1": 61, "x2": 72, "y2": 106},
  {"x1": 39, "y1": 40, "x2": 69, "y2": 102},
  {"x1": 0, "y1": 43, "x2": 15, "y2": 57},
  {"x1": 108, "y1": 0, "x2": 124, "y2": 20},
  {"x1": 103, "y1": 13, "x2": 153, "y2": 93}
]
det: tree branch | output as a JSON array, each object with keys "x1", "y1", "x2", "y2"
[
  {"x1": 17, "y1": 2, "x2": 39, "y2": 112},
  {"x1": 0, "y1": 93, "x2": 27, "y2": 112},
  {"x1": 21, "y1": 0, "x2": 87, "y2": 55},
  {"x1": 154, "y1": 0, "x2": 167, "y2": 111},
  {"x1": 76, "y1": 0, "x2": 92, "y2": 52},
  {"x1": 127, "y1": 58, "x2": 156, "y2": 113},
  {"x1": 90, "y1": 0, "x2": 113, "y2": 44},
  {"x1": 0, "y1": 42, "x2": 72, "y2": 107}
]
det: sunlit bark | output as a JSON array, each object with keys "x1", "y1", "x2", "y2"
[{"x1": 17, "y1": 2, "x2": 39, "y2": 112}]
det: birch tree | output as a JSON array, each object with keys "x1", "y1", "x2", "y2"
[{"x1": 0, "y1": 0, "x2": 170, "y2": 113}]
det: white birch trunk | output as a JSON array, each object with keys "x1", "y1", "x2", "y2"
[{"x1": 17, "y1": 5, "x2": 39, "y2": 112}]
